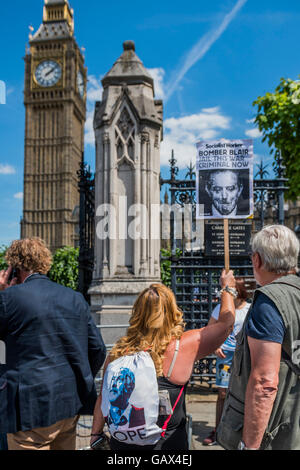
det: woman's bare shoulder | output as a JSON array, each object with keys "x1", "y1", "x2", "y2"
[
  {"x1": 182, "y1": 328, "x2": 204, "y2": 337},
  {"x1": 180, "y1": 329, "x2": 204, "y2": 346}
]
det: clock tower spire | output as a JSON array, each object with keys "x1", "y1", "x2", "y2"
[
  {"x1": 22, "y1": 0, "x2": 87, "y2": 251},
  {"x1": 43, "y1": 0, "x2": 74, "y2": 34}
]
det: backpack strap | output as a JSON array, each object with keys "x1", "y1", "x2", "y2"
[
  {"x1": 161, "y1": 339, "x2": 184, "y2": 438},
  {"x1": 166, "y1": 339, "x2": 180, "y2": 379},
  {"x1": 161, "y1": 385, "x2": 185, "y2": 438}
]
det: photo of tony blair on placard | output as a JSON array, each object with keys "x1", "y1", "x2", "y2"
[{"x1": 196, "y1": 139, "x2": 254, "y2": 219}]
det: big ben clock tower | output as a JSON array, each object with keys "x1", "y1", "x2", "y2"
[{"x1": 21, "y1": 0, "x2": 87, "y2": 251}]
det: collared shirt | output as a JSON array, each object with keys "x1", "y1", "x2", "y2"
[
  {"x1": 246, "y1": 292, "x2": 286, "y2": 343},
  {"x1": 23, "y1": 273, "x2": 40, "y2": 283}
]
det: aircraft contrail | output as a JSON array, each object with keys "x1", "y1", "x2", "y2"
[{"x1": 165, "y1": 0, "x2": 248, "y2": 102}]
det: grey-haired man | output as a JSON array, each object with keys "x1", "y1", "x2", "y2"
[{"x1": 217, "y1": 224, "x2": 300, "y2": 450}]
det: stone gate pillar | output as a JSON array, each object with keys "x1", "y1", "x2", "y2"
[{"x1": 89, "y1": 41, "x2": 163, "y2": 344}]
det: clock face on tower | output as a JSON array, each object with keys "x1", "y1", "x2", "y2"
[
  {"x1": 77, "y1": 70, "x2": 85, "y2": 98},
  {"x1": 35, "y1": 60, "x2": 62, "y2": 87}
]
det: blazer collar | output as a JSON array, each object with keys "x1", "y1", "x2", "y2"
[{"x1": 23, "y1": 273, "x2": 49, "y2": 283}]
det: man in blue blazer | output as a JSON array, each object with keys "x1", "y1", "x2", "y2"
[{"x1": 0, "y1": 238, "x2": 106, "y2": 450}]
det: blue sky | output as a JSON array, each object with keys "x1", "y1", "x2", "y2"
[{"x1": 0, "y1": 0, "x2": 300, "y2": 246}]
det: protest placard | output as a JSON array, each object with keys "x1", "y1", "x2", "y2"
[
  {"x1": 205, "y1": 222, "x2": 252, "y2": 257},
  {"x1": 196, "y1": 139, "x2": 254, "y2": 220}
]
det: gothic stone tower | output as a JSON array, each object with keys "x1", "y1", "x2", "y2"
[
  {"x1": 90, "y1": 41, "x2": 163, "y2": 342},
  {"x1": 21, "y1": 0, "x2": 87, "y2": 251}
]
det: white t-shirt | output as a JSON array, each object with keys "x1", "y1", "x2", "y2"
[{"x1": 211, "y1": 302, "x2": 250, "y2": 351}]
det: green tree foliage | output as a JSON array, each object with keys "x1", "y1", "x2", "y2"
[
  {"x1": 253, "y1": 77, "x2": 300, "y2": 200},
  {"x1": 160, "y1": 247, "x2": 182, "y2": 287},
  {"x1": 160, "y1": 248, "x2": 172, "y2": 287},
  {"x1": 49, "y1": 246, "x2": 79, "y2": 291},
  {"x1": 0, "y1": 246, "x2": 8, "y2": 271}
]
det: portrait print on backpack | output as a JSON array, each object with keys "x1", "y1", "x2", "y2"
[
  {"x1": 101, "y1": 352, "x2": 162, "y2": 446},
  {"x1": 107, "y1": 367, "x2": 146, "y2": 429}
]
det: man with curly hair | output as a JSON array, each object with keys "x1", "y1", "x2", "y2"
[{"x1": 0, "y1": 238, "x2": 106, "y2": 450}]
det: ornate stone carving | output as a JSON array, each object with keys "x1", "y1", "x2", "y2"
[
  {"x1": 117, "y1": 107, "x2": 134, "y2": 140},
  {"x1": 140, "y1": 132, "x2": 150, "y2": 144},
  {"x1": 115, "y1": 107, "x2": 135, "y2": 162}
]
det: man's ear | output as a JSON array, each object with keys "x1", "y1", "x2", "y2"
[
  {"x1": 252, "y1": 252, "x2": 262, "y2": 269},
  {"x1": 237, "y1": 183, "x2": 243, "y2": 198}
]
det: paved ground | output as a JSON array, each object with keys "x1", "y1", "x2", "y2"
[
  {"x1": 76, "y1": 386, "x2": 223, "y2": 451},
  {"x1": 186, "y1": 388, "x2": 223, "y2": 451}
]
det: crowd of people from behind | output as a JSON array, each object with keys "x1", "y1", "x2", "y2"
[{"x1": 0, "y1": 224, "x2": 300, "y2": 451}]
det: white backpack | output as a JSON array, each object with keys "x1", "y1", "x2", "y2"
[{"x1": 101, "y1": 351, "x2": 162, "y2": 446}]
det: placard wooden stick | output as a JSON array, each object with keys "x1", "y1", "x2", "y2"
[{"x1": 224, "y1": 219, "x2": 230, "y2": 272}]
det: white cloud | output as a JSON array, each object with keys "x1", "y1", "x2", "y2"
[
  {"x1": 14, "y1": 192, "x2": 23, "y2": 200},
  {"x1": 86, "y1": 75, "x2": 103, "y2": 103},
  {"x1": 84, "y1": 75, "x2": 103, "y2": 146},
  {"x1": 246, "y1": 118, "x2": 255, "y2": 124},
  {"x1": 245, "y1": 128, "x2": 262, "y2": 138},
  {"x1": 160, "y1": 107, "x2": 231, "y2": 167},
  {"x1": 85, "y1": 110, "x2": 95, "y2": 146},
  {"x1": 0, "y1": 164, "x2": 16, "y2": 175},
  {"x1": 148, "y1": 68, "x2": 166, "y2": 99},
  {"x1": 202, "y1": 106, "x2": 220, "y2": 114}
]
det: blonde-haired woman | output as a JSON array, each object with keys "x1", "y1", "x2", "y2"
[{"x1": 91, "y1": 270, "x2": 236, "y2": 450}]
